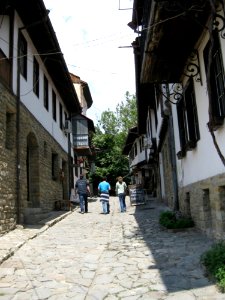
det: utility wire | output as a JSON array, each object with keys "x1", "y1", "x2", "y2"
[
  {"x1": 0, "y1": 48, "x2": 62, "y2": 62},
  {"x1": 72, "y1": 32, "x2": 134, "y2": 48},
  {"x1": 0, "y1": 5, "x2": 199, "y2": 101}
]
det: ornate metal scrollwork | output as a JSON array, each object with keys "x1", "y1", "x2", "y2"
[
  {"x1": 214, "y1": 14, "x2": 225, "y2": 38},
  {"x1": 183, "y1": 50, "x2": 202, "y2": 85},
  {"x1": 214, "y1": 0, "x2": 225, "y2": 39},
  {"x1": 160, "y1": 83, "x2": 183, "y2": 105},
  {"x1": 169, "y1": 83, "x2": 183, "y2": 104}
]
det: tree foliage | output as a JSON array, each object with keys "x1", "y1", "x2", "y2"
[{"x1": 90, "y1": 92, "x2": 137, "y2": 193}]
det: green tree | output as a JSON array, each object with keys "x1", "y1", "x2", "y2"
[
  {"x1": 90, "y1": 92, "x2": 137, "y2": 194},
  {"x1": 116, "y1": 91, "x2": 137, "y2": 138}
]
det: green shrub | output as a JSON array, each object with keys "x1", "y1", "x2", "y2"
[
  {"x1": 201, "y1": 241, "x2": 225, "y2": 292},
  {"x1": 159, "y1": 210, "x2": 194, "y2": 229}
]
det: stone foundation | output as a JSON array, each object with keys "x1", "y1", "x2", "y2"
[
  {"x1": 178, "y1": 173, "x2": 225, "y2": 239},
  {"x1": 0, "y1": 84, "x2": 17, "y2": 233},
  {"x1": 0, "y1": 83, "x2": 70, "y2": 234}
]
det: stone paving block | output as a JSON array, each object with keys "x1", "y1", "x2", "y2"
[{"x1": 0, "y1": 198, "x2": 223, "y2": 299}]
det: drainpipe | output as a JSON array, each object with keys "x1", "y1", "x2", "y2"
[
  {"x1": 68, "y1": 114, "x2": 74, "y2": 199},
  {"x1": 168, "y1": 114, "x2": 179, "y2": 211},
  {"x1": 67, "y1": 131, "x2": 72, "y2": 199},
  {"x1": 16, "y1": 28, "x2": 21, "y2": 224}
]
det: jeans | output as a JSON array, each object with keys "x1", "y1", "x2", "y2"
[
  {"x1": 101, "y1": 201, "x2": 109, "y2": 214},
  {"x1": 118, "y1": 193, "x2": 126, "y2": 212},
  {"x1": 79, "y1": 193, "x2": 88, "y2": 212}
]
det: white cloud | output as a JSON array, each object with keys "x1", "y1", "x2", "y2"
[{"x1": 43, "y1": 0, "x2": 136, "y2": 123}]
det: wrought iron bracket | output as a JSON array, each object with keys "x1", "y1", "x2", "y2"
[
  {"x1": 160, "y1": 83, "x2": 183, "y2": 105},
  {"x1": 214, "y1": 1, "x2": 225, "y2": 39},
  {"x1": 183, "y1": 50, "x2": 202, "y2": 85}
]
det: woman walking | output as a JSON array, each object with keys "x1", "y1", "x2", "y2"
[{"x1": 115, "y1": 176, "x2": 127, "y2": 212}]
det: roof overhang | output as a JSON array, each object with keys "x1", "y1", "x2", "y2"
[
  {"x1": 82, "y1": 114, "x2": 95, "y2": 133},
  {"x1": 136, "y1": 83, "x2": 155, "y2": 134},
  {"x1": 74, "y1": 147, "x2": 92, "y2": 156},
  {"x1": 130, "y1": 0, "x2": 212, "y2": 84},
  {"x1": 0, "y1": 0, "x2": 81, "y2": 113},
  {"x1": 122, "y1": 126, "x2": 138, "y2": 155},
  {"x1": 132, "y1": 159, "x2": 148, "y2": 170},
  {"x1": 70, "y1": 73, "x2": 93, "y2": 109}
]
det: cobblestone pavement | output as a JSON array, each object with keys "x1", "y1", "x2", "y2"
[{"x1": 0, "y1": 197, "x2": 224, "y2": 300}]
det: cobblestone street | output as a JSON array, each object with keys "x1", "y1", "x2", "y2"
[{"x1": 0, "y1": 197, "x2": 224, "y2": 300}]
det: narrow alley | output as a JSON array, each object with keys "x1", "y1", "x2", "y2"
[{"x1": 0, "y1": 198, "x2": 224, "y2": 300}]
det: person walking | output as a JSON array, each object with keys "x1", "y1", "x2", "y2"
[
  {"x1": 75, "y1": 174, "x2": 90, "y2": 214},
  {"x1": 98, "y1": 177, "x2": 111, "y2": 214},
  {"x1": 115, "y1": 176, "x2": 127, "y2": 212}
]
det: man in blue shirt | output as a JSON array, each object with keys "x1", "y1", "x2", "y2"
[
  {"x1": 75, "y1": 174, "x2": 90, "y2": 213},
  {"x1": 98, "y1": 177, "x2": 111, "y2": 214}
]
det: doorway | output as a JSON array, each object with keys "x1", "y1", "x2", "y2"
[{"x1": 26, "y1": 133, "x2": 40, "y2": 207}]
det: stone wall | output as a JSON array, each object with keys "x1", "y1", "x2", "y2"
[
  {"x1": 0, "y1": 84, "x2": 17, "y2": 234},
  {"x1": 178, "y1": 173, "x2": 225, "y2": 239},
  {"x1": 0, "y1": 83, "x2": 70, "y2": 234}
]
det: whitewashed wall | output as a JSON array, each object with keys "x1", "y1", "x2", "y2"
[
  {"x1": 173, "y1": 31, "x2": 225, "y2": 187},
  {"x1": 8, "y1": 13, "x2": 71, "y2": 152},
  {"x1": 130, "y1": 137, "x2": 149, "y2": 168},
  {"x1": 0, "y1": 15, "x2": 10, "y2": 57},
  {"x1": 74, "y1": 83, "x2": 88, "y2": 115}
]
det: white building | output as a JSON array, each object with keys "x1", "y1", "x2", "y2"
[
  {"x1": 122, "y1": 127, "x2": 156, "y2": 195},
  {"x1": 70, "y1": 73, "x2": 95, "y2": 193},
  {"x1": 0, "y1": 0, "x2": 81, "y2": 231},
  {"x1": 128, "y1": 0, "x2": 225, "y2": 238}
]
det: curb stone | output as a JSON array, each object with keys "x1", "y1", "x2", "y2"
[{"x1": 0, "y1": 208, "x2": 78, "y2": 265}]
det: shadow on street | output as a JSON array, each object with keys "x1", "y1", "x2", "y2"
[{"x1": 131, "y1": 198, "x2": 215, "y2": 293}]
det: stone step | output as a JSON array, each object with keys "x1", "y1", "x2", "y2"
[{"x1": 23, "y1": 208, "x2": 52, "y2": 225}]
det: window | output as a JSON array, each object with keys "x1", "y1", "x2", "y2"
[
  {"x1": 130, "y1": 147, "x2": 134, "y2": 161},
  {"x1": 33, "y1": 57, "x2": 39, "y2": 97},
  {"x1": 134, "y1": 142, "x2": 137, "y2": 156},
  {"x1": 74, "y1": 156, "x2": 78, "y2": 177},
  {"x1": 64, "y1": 112, "x2": 67, "y2": 125},
  {"x1": 5, "y1": 112, "x2": 15, "y2": 150},
  {"x1": 44, "y1": 75, "x2": 49, "y2": 110},
  {"x1": 52, "y1": 90, "x2": 57, "y2": 121},
  {"x1": 177, "y1": 79, "x2": 200, "y2": 158},
  {"x1": 59, "y1": 103, "x2": 63, "y2": 130},
  {"x1": 18, "y1": 31, "x2": 27, "y2": 79},
  {"x1": 204, "y1": 30, "x2": 225, "y2": 129},
  {"x1": 72, "y1": 116, "x2": 89, "y2": 147},
  {"x1": 139, "y1": 136, "x2": 144, "y2": 152},
  {"x1": 202, "y1": 188, "x2": 212, "y2": 230},
  {"x1": 52, "y1": 152, "x2": 58, "y2": 180},
  {"x1": 218, "y1": 186, "x2": 225, "y2": 230},
  {"x1": 0, "y1": 49, "x2": 11, "y2": 87},
  {"x1": 44, "y1": 141, "x2": 47, "y2": 158},
  {"x1": 147, "y1": 108, "x2": 153, "y2": 140}
]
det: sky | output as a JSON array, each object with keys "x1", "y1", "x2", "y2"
[{"x1": 42, "y1": 0, "x2": 137, "y2": 124}]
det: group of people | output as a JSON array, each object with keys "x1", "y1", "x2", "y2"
[{"x1": 75, "y1": 175, "x2": 127, "y2": 214}]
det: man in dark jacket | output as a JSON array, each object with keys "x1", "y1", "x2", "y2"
[{"x1": 75, "y1": 174, "x2": 90, "y2": 213}]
